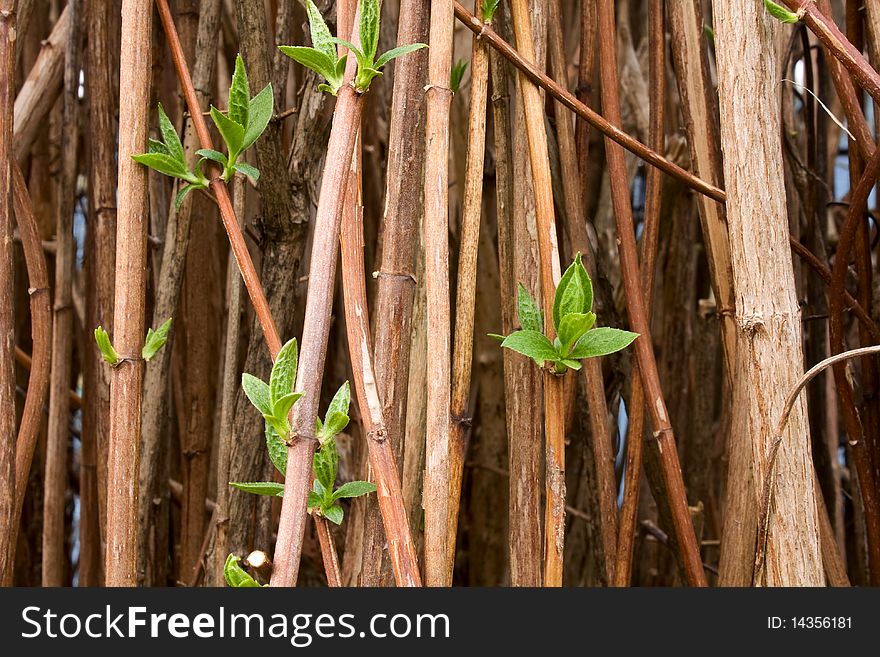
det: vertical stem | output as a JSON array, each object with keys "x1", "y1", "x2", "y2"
[
  {"x1": 0, "y1": 0, "x2": 16, "y2": 585},
  {"x1": 509, "y1": 0, "x2": 565, "y2": 587},
  {"x1": 548, "y1": 0, "x2": 617, "y2": 585},
  {"x1": 447, "y1": 0, "x2": 490, "y2": 578},
  {"x1": 423, "y1": 0, "x2": 454, "y2": 587},
  {"x1": 314, "y1": 515, "x2": 342, "y2": 587},
  {"x1": 596, "y1": 0, "x2": 705, "y2": 586},
  {"x1": 615, "y1": 0, "x2": 665, "y2": 587},
  {"x1": 106, "y1": 0, "x2": 152, "y2": 586},
  {"x1": 42, "y1": 0, "x2": 81, "y2": 587}
]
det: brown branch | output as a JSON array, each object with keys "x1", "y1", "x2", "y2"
[
  {"x1": 105, "y1": 0, "x2": 152, "y2": 586},
  {"x1": 452, "y1": 1, "x2": 725, "y2": 204},
  {"x1": 596, "y1": 0, "x2": 705, "y2": 587},
  {"x1": 615, "y1": 0, "x2": 665, "y2": 588}
]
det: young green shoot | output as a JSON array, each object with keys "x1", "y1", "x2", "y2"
[
  {"x1": 131, "y1": 55, "x2": 271, "y2": 197},
  {"x1": 223, "y1": 553, "x2": 262, "y2": 587},
  {"x1": 450, "y1": 59, "x2": 468, "y2": 93},
  {"x1": 763, "y1": 0, "x2": 799, "y2": 23},
  {"x1": 482, "y1": 0, "x2": 501, "y2": 23},
  {"x1": 279, "y1": 0, "x2": 426, "y2": 95},
  {"x1": 492, "y1": 254, "x2": 638, "y2": 374},
  {"x1": 94, "y1": 317, "x2": 173, "y2": 367},
  {"x1": 232, "y1": 344, "x2": 376, "y2": 527}
]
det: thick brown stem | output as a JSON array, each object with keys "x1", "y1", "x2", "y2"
[{"x1": 105, "y1": 0, "x2": 152, "y2": 586}]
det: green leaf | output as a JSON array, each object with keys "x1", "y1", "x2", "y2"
[
  {"x1": 242, "y1": 373, "x2": 272, "y2": 416},
  {"x1": 210, "y1": 106, "x2": 245, "y2": 158},
  {"x1": 223, "y1": 554, "x2": 261, "y2": 588},
  {"x1": 763, "y1": 0, "x2": 799, "y2": 23},
  {"x1": 131, "y1": 152, "x2": 194, "y2": 181},
  {"x1": 233, "y1": 162, "x2": 261, "y2": 182},
  {"x1": 517, "y1": 282, "x2": 543, "y2": 332},
  {"x1": 487, "y1": 333, "x2": 505, "y2": 342},
  {"x1": 482, "y1": 0, "x2": 502, "y2": 22},
  {"x1": 156, "y1": 103, "x2": 184, "y2": 162},
  {"x1": 322, "y1": 503, "x2": 344, "y2": 525},
  {"x1": 500, "y1": 330, "x2": 559, "y2": 367},
  {"x1": 557, "y1": 312, "x2": 596, "y2": 355},
  {"x1": 313, "y1": 438, "x2": 338, "y2": 492},
  {"x1": 332, "y1": 480, "x2": 376, "y2": 500},
  {"x1": 559, "y1": 359, "x2": 582, "y2": 371},
  {"x1": 450, "y1": 59, "x2": 468, "y2": 93},
  {"x1": 142, "y1": 317, "x2": 173, "y2": 361},
  {"x1": 269, "y1": 338, "x2": 298, "y2": 406},
  {"x1": 326, "y1": 381, "x2": 351, "y2": 421},
  {"x1": 148, "y1": 138, "x2": 171, "y2": 156},
  {"x1": 265, "y1": 414, "x2": 291, "y2": 440},
  {"x1": 319, "y1": 382, "x2": 350, "y2": 442},
  {"x1": 374, "y1": 43, "x2": 428, "y2": 70},
  {"x1": 229, "y1": 481, "x2": 285, "y2": 497},
  {"x1": 354, "y1": 66, "x2": 382, "y2": 91},
  {"x1": 307, "y1": 491, "x2": 321, "y2": 510},
  {"x1": 359, "y1": 0, "x2": 381, "y2": 62},
  {"x1": 228, "y1": 54, "x2": 250, "y2": 128},
  {"x1": 266, "y1": 423, "x2": 287, "y2": 475},
  {"x1": 278, "y1": 46, "x2": 339, "y2": 89},
  {"x1": 312, "y1": 478, "x2": 327, "y2": 499},
  {"x1": 196, "y1": 148, "x2": 228, "y2": 166},
  {"x1": 305, "y1": 0, "x2": 337, "y2": 60},
  {"x1": 94, "y1": 326, "x2": 119, "y2": 366},
  {"x1": 330, "y1": 38, "x2": 366, "y2": 67},
  {"x1": 272, "y1": 391, "x2": 303, "y2": 422},
  {"x1": 553, "y1": 253, "x2": 592, "y2": 332},
  {"x1": 569, "y1": 327, "x2": 639, "y2": 359},
  {"x1": 174, "y1": 183, "x2": 200, "y2": 210},
  {"x1": 242, "y1": 84, "x2": 274, "y2": 152}
]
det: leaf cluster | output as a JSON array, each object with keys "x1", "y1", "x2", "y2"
[
  {"x1": 279, "y1": 0, "x2": 426, "y2": 95},
  {"x1": 494, "y1": 254, "x2": 638, "y2": 375},
  {"x1": 93, "y1": 318, "x2": 173, "y2": 367}
]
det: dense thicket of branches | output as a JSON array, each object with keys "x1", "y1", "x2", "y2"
[{"x1": 2, "y1": 0, "x2": 879, "y2": 587}]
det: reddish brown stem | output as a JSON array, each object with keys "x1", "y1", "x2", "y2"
[{"x1": 314, "y1": 515, "x2": 342, "y2": 587}]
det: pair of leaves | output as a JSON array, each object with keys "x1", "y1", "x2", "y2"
[
  {"x1": 241, "y1": 338, "x2": 302, "y2": 440},
  {"x1": 223, "y1": 554, "x2": 261, "y2": 588},
  {"x1": 279, "y1": 0, "x2": 426, "y2": 95},
  {"x1": 496, "y1": 254, "x2": 638, "y2": 375},
  {"x1": 308, "y1": 437, "x2": 376, "y2": 526},
  {"x1": 94, "y1": 318, "x2": 173, "y2": 367},
  {"x1": 132, "y1": 104, "x2": 209, "y2": 209},
  {"x1": 204, "y1": 54, "x2": 272, "y2": 182}
]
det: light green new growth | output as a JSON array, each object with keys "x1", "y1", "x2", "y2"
[
  {"x1": 279, "y1": 0, "x2": 426, "y2": 95},
  {"x1": 94, "y1": 326, "x2": 119, "y2": 366},
  {"x1": 481, "y1": 0, "x2": 501, "y2": 23},
  {"x1": 450, "y1": 59, "x2": 468, "y2": 93},
  {"x1": 493, "y1": 254, "x2": 639, "y2": 375},
  {"x1": 223, "y1": 553, "x2": 262, "y2": 587},
  {"x1": 763, "y1": 0, "x2": 799, "y2": 24},
  {"x1": 142, "y1": 317, "x2": 173, "y2": 361}
]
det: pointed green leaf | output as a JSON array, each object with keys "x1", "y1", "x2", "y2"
[
  {"x1": 482, "y1": 0, "x2": 502, "y2": 22},
  {"x1": 329, "y1": 38, "x2": 366, "y2": 66},
  {"x1": 450, "y1": 58, "x2": 468, "y2": 93},
  {"x1": 278, "y1": 46, "x2": 338, "y2": 88},
  {"x1": 196, "y1": 148, "x2": 228, "y2": 166},
  {"x1": 228, "y1": 54, "x2": 250, "y2": 128},
  {"x1": 374, "y1": 43, "x2": 428, "y2": 70},
  {"x1": 223, "y1": 554, "x2": 261, "y2": 587},
  {"x1": 763, "y1": 0, "x2": 800, "y2": 23},
  {"x1": 142, "y1": 317, "x2": 173, "y2": 361},
  {"x1": 517, "y1": 282, "x2": 543, "y2": 332},
  {"x1": 272, "y1": 391, "x2": 303, "y2": 422},
  {"x1": 174, "y1": 184, "x2": 199, "y2": 210},
  {"x1": 241, "y1": 373, "x2": 271, "y2": 416},
  {"x1": 313, "y1": 438, "x2": 338, "y2": 492},
  {"x1": 569, "y1": 327, "x2": 639, "y2": 359},
  {"x1": 157, "y1": 103, "x2": 184, "y2": 162},
  {"x1": 558, "y1": 312, "x2": 596, "y2": 355},
  {"x1": 242, "y1": 84, "x2": 274, "y2": 152},
  {"x1": 322, "y1": 503, "x2": 344, "y2": 525},
  {"x1": 327, "y1": 381, "x2": 351, "y2": 419},
  {"x1": 553, "y1": 253, "x2": 592, "y2": 331},
  {"x1": 94, "y1": 326, "x2": 119, "y2": 366},
  {"x1": 359, "y1": 0, "x2": 381, "y2": 61},
  {"x1": 305, "y1": 0, "x2": 337, "y2": 60},
  {"x1": 269, "y1": 338, "x2": 298, "y2": 405},
  {"x1": 131, "y1": 152, "x2": 194, "y2": 181},
  {"x1": 233, "y1": 162, "x2": 261, "y2": 182},
  {"x1": 265, "y1": 414, "x2": 291, "y2": 439},
  {"x1": 307, "y1": 491, "x2": 321, "y2": 510},
  {"x1": 210, "y1": 105, "x2": 245, "y2": 157},
  {"x1": 229, "y1": 481, "x2": 285, "y2": 497},
  {"x1": 313, "y1": 478, "x2": 327, "y2": 499},
  {"x1": 332, "y1": 480, "x2": 376, "y2": 500},
  {"x1": 148, "y1": 138, "x2": 171, "y2": 156},
  {"x1": 500, "y1": 330, "x2": 559, "y2": 367},
  {"x1": 266, "y1": 423, "x2": 287, "y2": 475}
]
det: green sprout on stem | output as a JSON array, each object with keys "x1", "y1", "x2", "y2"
[
  {"x1": 481, "y1": 0, "x2": 501, "y2": 23},
  {"x1": 279, "y1": 0, "x2": 426, "y2": 95},
  {"x1": 232, "y1": 342, "x2": 376, "y2": 528},
  {"x1": 94, "y1": 317, "x2": 173, "y2": 367},
  {"x1": 223, "y1": 554, "x2": 262, "y2": 588},
  {"x1": 450, "y1": 59, "x2": 468, "y2": 94},
  {"x1": 131, "y1": 54, "x2": 271, "y2": 203},
  {"x1": 763, "y1": 0, "x2": 799, "y2": 24},
  {"x1": 492, "y1": 254, "x2": 638, "y2": 374}
]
